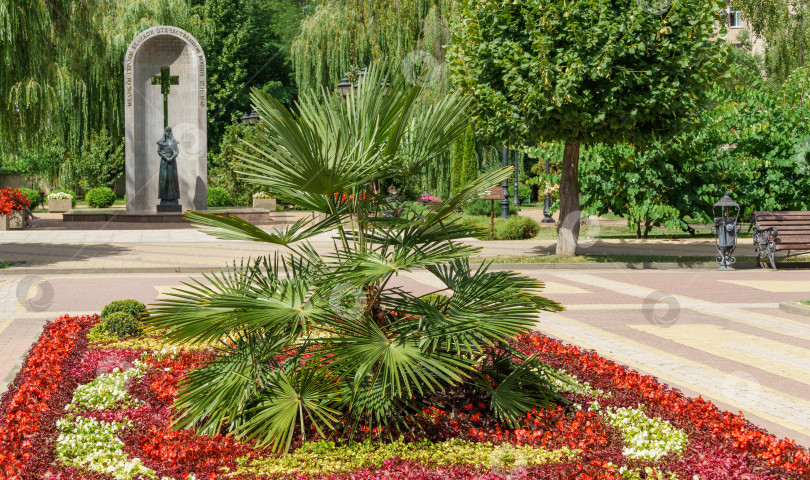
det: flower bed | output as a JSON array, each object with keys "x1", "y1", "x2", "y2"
[{"x1": 1, "y1": 316, "x2": 808, "y2": 479}]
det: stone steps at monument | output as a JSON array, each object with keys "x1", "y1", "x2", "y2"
[{"x1": 62, "y1": 208, "x2": 271, "y2": 224}]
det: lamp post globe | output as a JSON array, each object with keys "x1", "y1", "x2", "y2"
[{"x1": 240, "y1": 111, "x2": 260, "y2": 127}]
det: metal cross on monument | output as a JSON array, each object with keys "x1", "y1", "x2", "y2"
[{"x1": 151, "y1": 67, "x2": 179, "y2": 129}]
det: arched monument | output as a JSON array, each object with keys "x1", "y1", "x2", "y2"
[{"x1": 124, "y1": 26, "x2": 207, "y2": 212}]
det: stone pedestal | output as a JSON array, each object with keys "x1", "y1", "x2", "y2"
[
  {"x1": 124, "y1": 26, "x2": 208, "y2": 212},
  {"x1": 252, "y1": 198, "x2": 276, "y2": 211},
  {"x1": 48, "y1": 198, "x2": 72, "y2": 213},
  {"x1": 157, "y1": 204, "x2": 183, "y2": 213}
]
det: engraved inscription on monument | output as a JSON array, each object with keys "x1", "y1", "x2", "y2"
[{"x1": 124, "y1": 26, "x2": 208, "y2": 212}]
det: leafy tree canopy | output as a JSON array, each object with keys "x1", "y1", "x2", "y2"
[
  {"x1": 734, "y1": 0, "x2": 810, "y2": 84},
  {"x1": 447, "y1": 0, "x2": 731, "y2": 147},
  {"x1": 446, "y1": 0, "x2": 730, "y2": 256},
  {"x1": 579, "y1": 65, "x2": 810, "y2": 235}
]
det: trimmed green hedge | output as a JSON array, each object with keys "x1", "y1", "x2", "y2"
[
  {"x1": 101, "y1": 299, "x2": 147, "y2": 319},
  {"x1": 100, "y1": 312, "x2": 143, "y2": 338},
  {"x1": 19, "y1": 188, "x2": 42, "y2": 208},
  {"x1": 208, "y1": 187, "x2": 233, "y2": 207},
  {"x1": 86, "y1": 187, "x2": 116, "y2": 208},
  {"x1": 495, "y1": 215, "x2": 541, "y2": 240}
]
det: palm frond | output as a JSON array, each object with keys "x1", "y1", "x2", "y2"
[
  {"x1": 474, "y1": 352, "x2": 569, "y2": 427},
  {"x1": 235, "y1": 365, "x2": 341, "y2": 452},
  {"x1": 147, "y1": 256, "x2": 332, "y2": 345},
  {"x1": 172, "y1": 330, "x2": 287, "y2": 435},
  {"x1": 396, "y1": 91, "x2": 471, "y2": 177},
  {"x1": 184, "y1": 211, "x2": 340, "y2": 246}
]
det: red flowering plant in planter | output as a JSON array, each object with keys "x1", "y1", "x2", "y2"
[
  {"x1": 0, "y1": 196, "x2": 13, "y2": 215},
  {"x1": 0, "y1": 188, "x2": 31, "y2": 212}
]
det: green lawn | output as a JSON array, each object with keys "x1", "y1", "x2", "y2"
[
  {"x1": 475, "y1": 254, "x2": 810, "y2": 264},
  {"x1": 73, "y1": 196, "x2": 126, "y2": 207},
  {"x1": 460, "y1": 212, "x2": 715, "y2": 240},
  {"x1": 531, "y1": 224, "x2": 715, "y2": 240}
]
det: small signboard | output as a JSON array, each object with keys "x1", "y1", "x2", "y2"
[
  {"x1": 482, "y1": 186, "x2": 507, "y2": 200},
  {"x1": 481, "y1": 186, "x2": 506, "y2": 240}
]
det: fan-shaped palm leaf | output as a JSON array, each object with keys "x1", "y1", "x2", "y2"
[
  {"x1": 148, "y1": 256, "x2": 332, "y2": 344},
  {"x1": 172, "y1": 330, "x2": 288, "y2": 435},
  {"x1": 235, "y1": 365, "x2": 341, "y2": 452}
]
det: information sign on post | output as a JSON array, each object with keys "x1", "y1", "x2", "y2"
[{"x1": 482, "y1": 186, "x2": 507, "y2": 240}]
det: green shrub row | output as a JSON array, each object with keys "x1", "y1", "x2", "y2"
[{"x1": 86, "y1": 187, "x2": 116, "y2": 208}]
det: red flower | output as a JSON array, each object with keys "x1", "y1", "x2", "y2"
[{"x1": 0, "y1": 188, "x2": 31, "y2": 213}]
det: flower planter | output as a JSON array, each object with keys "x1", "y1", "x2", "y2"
[
  {"x1": 426, "y1": 201, "x2": 442, "y2": 211},
  {"x1": 0, "y1": 214, "x2": 8, "y2": 231},
  {"x1": 48, "y1": 198, "x2": 72, "y2": 213},
  {"x1": 8, "y1": 209, "x2": 24, "y2": 229},
  {"x1": 252, "y1": 198, "x2": 276, "y2": 211}
]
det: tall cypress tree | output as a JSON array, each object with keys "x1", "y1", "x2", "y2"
[
  {"x1": 450, "y1": 136, "x2": 464, "y2": 195},
  {"x1": 460, "y1": 127, "x2": 478, "y2": 187}
]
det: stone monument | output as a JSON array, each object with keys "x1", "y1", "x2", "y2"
[{"x1": 124, "y1": 26, "x2": 207, "y2": 212}]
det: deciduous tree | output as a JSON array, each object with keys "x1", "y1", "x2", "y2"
[{"x1": 447, "y1": 0, "x2": 729, "y2": 255}]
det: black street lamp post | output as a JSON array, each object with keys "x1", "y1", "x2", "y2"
[
  {"x1": 542, "y1": 158, "x2": 554, "y2": 223},
  {"x1": 713, "y1": 191, "x2": 741, "y2": 271}
]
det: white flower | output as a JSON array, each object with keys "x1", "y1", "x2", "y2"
[
  {"x1": 48, "y1": 192, "x2": 74, "y2": 199},
  {"x1": 602, "y1": 406, "x2": 688, "y2": 461}
]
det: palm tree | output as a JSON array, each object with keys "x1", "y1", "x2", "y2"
[{"x1": 146, "y1": 62, "x2": 567, "y2": 452}]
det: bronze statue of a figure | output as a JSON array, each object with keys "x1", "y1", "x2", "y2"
[{"x1": 157, "y1": 126, "x2": 181, "y2": 211}]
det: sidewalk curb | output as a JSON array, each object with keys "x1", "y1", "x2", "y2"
[
  {"x1": 482, "y1": 262, "x2": 761, "y2": 270},
  {"x1": 779, "y1": 302, "x2": 810, "y2": 317},
  {"x1": 0, "y1": 266, "x2": 218, "y2": 275},
  {"x1": 0, "y1": 261, "x2": 769, "y2": 275}
]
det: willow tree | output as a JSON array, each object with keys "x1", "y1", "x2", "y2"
[
  {"x1": 291, "y1": 0, "x2": 458, "y2": 198},
  {"x1": 291, "y1": 0, "x2": 453, "y2": 93},
  {"x1": 735, "y1": 0, "x2": 810, "y2": 84},
  {"x1": 0, "y1": 1, "x2": 98, "y2": 150},
  {"x1": 447, "y1": 0, "x2": 729, "y2": 256},
  {"x1": 1, "y1": 0, "x2": 195, "y2": 174}
]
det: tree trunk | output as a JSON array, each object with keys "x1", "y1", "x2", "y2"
[
  {"x1": 636, "y1": 220, "x2": 642, "y2": 239},
  {"x1": 643, "y1": 220, "x2": 653, "y2": 239},
  {"x1": 555, "y1": 141, "x2": 581, "y2": 257}
]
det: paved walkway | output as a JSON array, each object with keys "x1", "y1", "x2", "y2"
[
  {"x1": 1, "y1": 223, "x2": 809, "y2": 448},
  {"x1": 0, "y1": 225, "x2": 722, "y2": 274}
]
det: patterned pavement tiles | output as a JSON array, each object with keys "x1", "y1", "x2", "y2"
[
  {"x1": 520, "y1": 270, "x2": 810, "y2": 446},
  {"x1": 1, "y1": 269, "x2": 809, "y2": 448}
]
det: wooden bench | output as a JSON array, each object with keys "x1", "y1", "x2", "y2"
[{"x1": 752, "y1": 211, "x2": 810, "y2": 269}]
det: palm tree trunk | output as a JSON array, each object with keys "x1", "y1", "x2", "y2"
[{"x1": 555, "y1": 141, "x2": 581, "y2": 257}]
